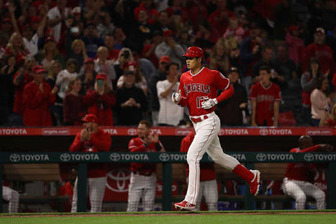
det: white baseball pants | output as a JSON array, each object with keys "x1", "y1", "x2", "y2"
[
  {"x1": 185, "y1": 112, "x2": 239, "y2": 205},
  {"x1": 282, "y1": 178, "x2": 325, "y2": 209},
  {"x1": 2, "y1": 186, "x2": 19, "y2": 213},
  {"x1": 71, "y1": 176, "x2": 107, "y2": 212},
  {"x1": 195, "y1": 179, "x2": 218, "y2": 211},
  {"x1": 127, "y1": 173, "x2": 157, "y2": 212}
]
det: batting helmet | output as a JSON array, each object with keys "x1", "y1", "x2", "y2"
[{"x1": 183, "y1": 46, "x2": 204, "y2": 59}]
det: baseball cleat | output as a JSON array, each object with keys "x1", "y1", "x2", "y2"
[
  {"x1": 249, "y1": 170, "x2": 261, "y2": 196},
  {"x1": 174, "y1": 201, "x2": 196, "y2": 211}
]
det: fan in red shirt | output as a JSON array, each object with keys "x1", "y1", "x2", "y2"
[
  {"x1": 69, "y1": 114, "x2": 111, "y2": 212},
  {"x1": 127, "y1": 120, "x2": 165, "y2": 212},
  {"x1": 22, "y1": 67, "x2": 58, "y2": 126},
  {"x1": 249, "y1": 65, "x2": 281, "y2": 126},
  {"x1": 181, "y1": 130, "x2": 218, "y2": 211},
  {"x1": 282, "y1": 135, "x2": 333, "y2": 210}
]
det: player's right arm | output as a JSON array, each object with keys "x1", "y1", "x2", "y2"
[
  {"x1": 129, "y1": 138, "x2": 146, "y2": 152},
  {"x1": 69, "y1": 133, "x2": 84, "y2": 152}
]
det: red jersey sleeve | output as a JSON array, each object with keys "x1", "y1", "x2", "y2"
[
  {"x1": 69, "y1": 133, "x2": 84, "y2": 152},
  {"x1": 214, "y1": 71, "x2": 230, "y2": 90},
  {"x1": 249, "y1": 83, "x2": 258, "y2": 100},
  {"x1": 129, "y1": 138, "x2": 146, "y2": 152}
]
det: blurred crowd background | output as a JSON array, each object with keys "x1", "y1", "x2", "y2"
[{"x1": 0, "y1": 0, "x2": 336, "y2": 127}]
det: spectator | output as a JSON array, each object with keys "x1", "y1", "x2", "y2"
[
  {"x1": 113, "y1": 48, "x2": 135, "y2": 87},
  {"x1": 148, "y1": 55, "x2": 170, "y2": 126},
  {"x1": 2, "y1": 185, "x2": 20, "y2": 213},
  {"x1": 310, "y1": 77, "x2": 332, "y2": 126},
  {"x1": 0, "y1": 54, "x2": 18, "y2": 126},
  {"x1": 155, "y1": 29, "x2": 184, "y2": 70},
  {"x1": 301, "y1": 57, "x2": 324, "y2": 125},
  {"x1": 239, "y1": 22, "x2": 265, "y2": 92},
  {"x1": 141, "y1": 30, "x2": 162, "y2": 69},
  {"x1": 112, "y1": 27, "x2": 127, "y2": 50},
  {"x1": 302, "y1": 27, "x2": 335, "y2": 75},
  {"x1": 208, "y1": 38, "x2": 231, "y2": 75},
  {"x1": 82, "y1": 22, "x2": 105, "y2": 59},
  {"x1": 157, "y1": 62, "x2": 184, "y2": 126},
  {"x1": 134, "y1": 51, "x2": 156, "y2": 85},
  {"x1": 84, "y1": 74, "x2": 116, "y2": 126},
  {"x1": 104, "y1": 33, "x2": 120, "y2": 61},
  {"x1": 63, "y1": 77, "x2": 86, "y2": 126},
  {"x1": 35, "y1": 36, "x2": 65, "y2": 70},
  {"x1": 180, "y1": 129, "x2": 218, "y2": 211},
  {"x1": 8, "y1": 1, "x2": 47, "y2": 57},
  {"x1": 56, "y1": 58, "x2": 79, "y2": 101},
  {"x1": 223, "y1": 15, "x2": 245, "y2": 45},
  {"x1": 94, "y1": 46, "x2": 116, "y2": 90},
  {"x1": 286, "y1": 25, "x2": 304, "y2": 66},
  {"x1": 133, "y1": 0, "x2": 159, "y2": 25},
  {"x1": 115, "y1": 70, "x2": 148, "y2": 126},
  {"x1": 249, "y1": 66, "x2": 281, "y2": 126},
  {"x1": 282, "y1": 135, "x2": 331, "y2": 210},
  {"x1": 80, "y1": 58, "x2": 97, "y2": 94},
  {"x1": 320, "y1": 104, "x2": 336, "y2": 127},
  {"x1": 117, "y1": 61, "x2": 148, "y2": 95},
  {"x1": 217, "y1": 67, "x2": 248, "y2": 126},
  {"x1": 22, "y1": 67, "x2": 58, "y2": 126},
  {"x1": 97, "y1": 11, "x2": 115, "y2": 38},
  {"x1": 5, "y1": 32, "x2": 29, "y2": 66},
  {"x1": 67, "y1": 39, "x2": 87, "y2": 68},
  {"x1": 47, "y1": 0, "x2": 70, "y2": 42},
  {"x1": 46, "y1": 60, "x2": 62, "y2": 88},
  {"x1": 273, "y1": 0, "x2": 296, "y2": 40},
  {"x1": 70, "y1": 114, "x2": 111, "y2": 212},
  {"x1": 127, "y1": 120, "x2": 165, "y2": 212},
  {"x1": 12, "y1": 57, "x2": 35, "y2": 126},
  {"x1": 82, "y1": 0, "x2": 104, "y2": 23},
  {"x1": 252, "y1": 46, "x2": 285, "y2": 90}
]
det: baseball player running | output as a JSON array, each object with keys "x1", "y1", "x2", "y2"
[{"x1": 173, "y1": 46, "x2": 261, "y2": 210}]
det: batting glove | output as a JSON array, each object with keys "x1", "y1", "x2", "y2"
[
  {"x1": 172, "y1": 90, "x2": 181, "y2": 104},
  {"x1": 201, "y1": 98, "x2": 218, "y2": 109}
]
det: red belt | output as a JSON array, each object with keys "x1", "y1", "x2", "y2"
[
  {"x1": 132, "y1": 171, "x2": 153, "y2": 176},
  {"x1": 190, "y1": 115, "x2": 208, "y2": 123}
]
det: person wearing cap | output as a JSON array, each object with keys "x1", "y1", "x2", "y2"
[
  {"x1": 22, "y1": 67, "x2": 58, "y2": 126},
  {"x1": 173, "y1": 46, "x2": 261, "y2": 211},
  {"x1": 127, "y1": 120, "x2": 165, "y2": 212},
  {"x1": 69, "y1": 113, "x2": 111, "y2": 212},
  {"x1": 84, "y1": 73, "x2": 116, "y2": 126},
  {"x1": 216, "y1": 67, "x2": 249, "y2": 126},
  {"x1": 148, "y1": 55, "x2": 170, "y2": 125},
  {"x1": 302, "y1": 27, "x2": 335, "y2": 75},
  {"x1": 157, "y1": 62, "x2": 184, "y2": 126},
  {"x1": 94, "y1": 46, "x2": 116, "y2": 90},
  {"x1": 117, "y1": 60, "x2": 148, "y2": 95},
  {"x1": 47, "y1": 0, "x2": 70, "y2": 42},
  {"x1": 155, "y1": 29, "x2": 185, "y2": 69},
  {"x1": 115, "y1": 70, "x2": 148, "y2": 126}
]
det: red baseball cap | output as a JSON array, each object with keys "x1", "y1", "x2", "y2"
[
  {"x1": 96, "y1": 73, "x2": 107, "y2": 80},
  {"x1": 183, "y1": 46, "x2": 204, "y2": 59},
  {"x1": 163, "y1": 29, "x2": 173, "y2": 37},
  {"x1": 159, "y1": 55, "x2": 171, "y2": 64},
  {"x1": 288, "y1": 25, "x2": 298, "y2": 32},
  {"x1": 33, "y1": 65, "x2": 44, "y2": 73},
  {"x1": 82, "y1": 114, "x2": 98, "y2": 123},
  {"x1": 35, "y1": 68, "x2": 47, "y2": 74}
]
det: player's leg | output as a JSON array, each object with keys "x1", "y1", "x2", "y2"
[
  {"x1": 127, "y1": 174, "x2": 144, "y2": 212},
  {"x1": 88, "y1": 177, "x2": 107, "y2": 212},
  {"x1": 282, "y1": 179, "x2": 306, "y2": 209},
  {"x1": 184, "y1": 116, "x2": 220, "y2": 206},
  {"x1": 203, "y1": 180, "x2": 218, "y2": 211},
  {"x1": 71, "y1": 178, "x2": 78, "y2": 212},
  {"x1": 301, "y1": 182, "x2": 326, "y2": 209},
  {"x1": 142, "y1": 175, "x2": 157, "y2": 211},
  {"x1": 2, "y1": 186, "x2": 19, "y2": 213},
  {"x1": 206, "y1": 127, "x2": 260, "y2": 196}
]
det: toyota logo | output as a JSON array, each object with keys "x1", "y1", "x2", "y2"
[
  {"x1": 159, "y1": 153, "x2": 170, "y2": 162},
  {"x1": 106, "y1": 169, "x2": 131, "y2": 192},
  {"x1": 60, "y1": 153, "x2": 71, "y2": 162},
  {"x1": 127, "y1": 129, "x2": 137, "y2": 136},
  {"x1": 9, "y1": 154, "x2": 20, "y2": 162},
  {"x1": 256, "y1": 153, "x2": 267, "y2": 161},
  {"x1": 304, "y1": 153, "x2": 314, "y2": 162},
  {"x1": 110, "y1": 153, "x2": 121, "y2": 162},
  {"x1": 259, "y1": 129, "x2": 268, "y2": 136}
]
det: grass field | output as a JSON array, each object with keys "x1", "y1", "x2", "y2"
[{"x1": 1, "y1": 210, "x2": 336, "y2": 224}]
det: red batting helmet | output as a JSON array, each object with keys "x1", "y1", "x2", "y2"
[{"x1": 183, "y1": 46, "x2": 204, "y2": 59}]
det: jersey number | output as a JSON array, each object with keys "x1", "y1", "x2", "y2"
[{"x1": 196, "y1": 96, "x2": 209, "y2": 108}]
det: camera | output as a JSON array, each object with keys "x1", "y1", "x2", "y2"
[{"x1": 123, "y1": 50, "x2": 130, "y2": 59}]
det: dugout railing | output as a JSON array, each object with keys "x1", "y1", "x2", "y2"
[{"x1": 0, "y1": 152, "x2": 336, "y2": 212}]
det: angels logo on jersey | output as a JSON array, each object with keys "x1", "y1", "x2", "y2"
[{"x1": 183, "y1": 83, "x2": 210, "y2": 96}]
